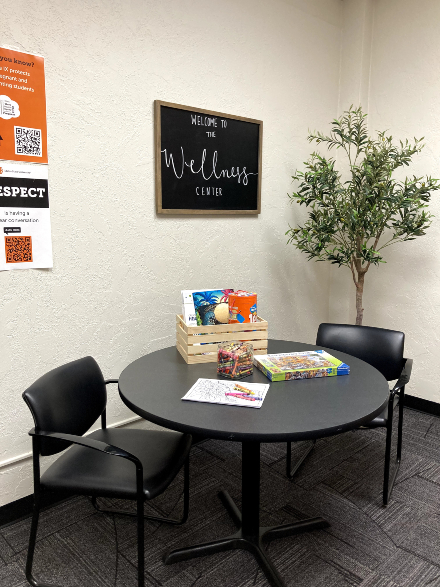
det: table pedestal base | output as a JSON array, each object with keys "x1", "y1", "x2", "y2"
[
  {"x1": 164, "y1": 442, "x2": 329, "y2": 587},
  {"x1": 165, "y1": 490, "x2": 328, "y2": 587}
]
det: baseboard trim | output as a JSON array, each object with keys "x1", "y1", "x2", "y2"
[
  {"x1": 405, "y1": 394, "x2": 440, "y2": 416},
  {"x1": 0, "y1": 490, "x2": 74, "y2": 528}
]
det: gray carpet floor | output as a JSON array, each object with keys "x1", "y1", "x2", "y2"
[{"x1": 1, "y1": 407, "x2": 440, "y2": 587}]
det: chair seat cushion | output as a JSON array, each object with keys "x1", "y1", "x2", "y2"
[{"x1": 41, "y1": 429, "x2": 191, "y2": 500}]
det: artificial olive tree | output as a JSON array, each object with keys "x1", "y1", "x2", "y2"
[{"x1": 286, "y1": 106, "x2": 439, "y2": 325}]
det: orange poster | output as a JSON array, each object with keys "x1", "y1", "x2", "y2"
[{"x1": 0, "y1": 48, "x2": 47, "y2": 163}]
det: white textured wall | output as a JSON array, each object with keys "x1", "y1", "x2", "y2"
[
  {"x1": 359, "y1": 0, "x2": 440, "y2": 403},
  {"x1": 329, "y1": 0, "x2": 375, "y2": 323},
  {"x1": 326, "y1": 0, "x2": 440, "y2": 405},
  {"x1": 0, "y1": 0, "x2": 342, "y2": 506}
]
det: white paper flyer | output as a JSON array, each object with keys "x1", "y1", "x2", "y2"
[{"x1": 0, "y1": 163, "x2": 53, "y2": 270}]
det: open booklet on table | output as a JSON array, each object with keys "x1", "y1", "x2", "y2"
[{"x1": 182, "y1": 378, "x2": 270, "y2": 409}]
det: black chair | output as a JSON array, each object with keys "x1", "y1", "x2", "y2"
[
  {"x1": 22, "y1": 356, "x2": 192, "y2": 587},
  {"x1": 286, "y1": 323, "x2": 412, "y2": 506}
]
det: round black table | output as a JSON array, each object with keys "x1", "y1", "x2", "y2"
[{"x1": 119, "y1": 339, "x2": 389, "y2": 587}]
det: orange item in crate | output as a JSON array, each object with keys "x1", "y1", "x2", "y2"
[{"x1": 228, "y1": 291, "x2": 257, "y2": 324}]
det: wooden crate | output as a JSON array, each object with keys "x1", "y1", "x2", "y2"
[{"x1": 176, "y1": 314, "x2": 268, "y2": 364}]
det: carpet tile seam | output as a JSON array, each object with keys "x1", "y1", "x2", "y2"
[
  {"x1": 0, "y1": 500, "x2": 98, "y2": 548},
  {"x1": 312, "y1": 485, "x2": 402, "y2": 553},
  {"x1": 423, "y1": 420, "x2": 435, "y2": 439},
  {"x1": 294, "y1": 436, "x2": 380, "y2": 489},
  {"x1": 196, "y1": 445, "x2": 227, "y2": 463},
  {"x1": 294, "y1": 527, "x2": 374, "y2": 580},
  {"x1": 36, "y1": 530, "x2": 110, "y2": 587},
  {"x1": 5, "y1": 509, "x2": 103, "y2": 557},
  {"x1": 393, "y1": 470, "x2": 440, "y2": 488},
  {"x1": 390, "y1": 543, "x2": 440, "y2": 572}
]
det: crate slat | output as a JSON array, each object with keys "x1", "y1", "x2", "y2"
[
  {"x1": 187, "y1": 331, "x2": 268, "y2": 344},
  {"x1": 176, "y1": 323, "x2": 188, "y2": 343},
  {"x1": 176, "y1": 314, "x2": 268, "y2": 364},
  {"x1": 186, "y1": 340, "x2": 268, "y2": 355},
  {"x1": 177, "y1": 325, "x2": 267, "y2": 345},
  {"x1": 176, "y1": 314, "x2": 267, "y2": 334},
  {"x1": 176, "y1": 315, "x2": 189, "y2": 335}
]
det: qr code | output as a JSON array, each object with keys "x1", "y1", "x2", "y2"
[
  {"x1": 14, "y1": 126, "x2": 42, "y2": 157},
  {"x1": 5, "y1": 236, "x2": 33, "y2": 263}
]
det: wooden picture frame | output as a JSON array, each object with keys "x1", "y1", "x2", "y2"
[{"x1": 155, "y1": 100, "x2": 263, "y2": 215}]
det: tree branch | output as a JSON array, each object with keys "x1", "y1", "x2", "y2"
[
  {"x1": 349, "y1": 257, "x2": 358, "y2": 287},
  {"x1": 365, "y1": 230, "x2": 383, "y2": 272}
]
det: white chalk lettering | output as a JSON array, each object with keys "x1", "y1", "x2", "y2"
[
  {"x1": 195, "y1": 186, "x2": 223, "y2": 196},
  {"x1": 161, "y1": 147, "x2": 257, "y2": 186},
  {"x1": 191, "y1": 115, "x2": 218, "y2": 127}
]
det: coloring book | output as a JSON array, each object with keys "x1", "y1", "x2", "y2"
[
  {"x1": 181, "y1": 289, "x2": 233, "y2": 326},
  {"x1": 182, "y1": 378, "x2": 269, "y2": 408}
]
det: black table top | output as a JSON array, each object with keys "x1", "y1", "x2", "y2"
[{"x1": 118, "y1": 339, "x2": 389, "y2": 442}]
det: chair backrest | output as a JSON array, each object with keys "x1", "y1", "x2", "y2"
[
  {"x1": 316, "y1": 323, "x2": 404, "y2": 381},
  {"x1": 22, "y1": 356, "x2": 107, "y2": 456}
]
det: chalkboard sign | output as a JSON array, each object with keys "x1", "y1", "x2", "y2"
[{"x1": 155, "y1": 101, "x2": 262, "y2": 214}]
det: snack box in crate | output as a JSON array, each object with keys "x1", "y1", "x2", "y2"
[{"x1": 176, "y1": 314, "x2": 268, "y2": 364}]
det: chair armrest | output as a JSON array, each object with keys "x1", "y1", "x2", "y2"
[
  {"x1": 392, "y1": 358, "x2": 413, "y2": 393},
  {"x1": 28, "y1": 428, "x2": 141, "y2": 466},
  {"x1": 105, "y1": 379, "x2": 118, "y2": 385}
]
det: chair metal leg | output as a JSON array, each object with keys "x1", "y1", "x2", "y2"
[
  {"x1": 25, "y1": 501, "x2": 63, "y2": 586},
  {"x1": 397, "y1": 387, "x2": 405, "y2": 461},
  {"x1": 383, "y1": 422, "x2": 393, "y2": 506},
  {"x1": 26, "y1": 442, "x2": 63, "y2": 587},
  {"x1": 91, "y1": 457, "x2": 190, "y2": 525},
  {"x1": 383, "y1": 388, "x2": 404, "y2": 506},
  {"x1": 286, "y1": 440, "x2": 315, "y2": 480},
  {"x1": 137, "y1": 494, "x2": 145, "y2": 587},
  {"x1": 25, "y1": 493, "x2": 39, "y2": 586},
  {"x1": 25, "y1": 491, "x2": 56, "y2": 587}
]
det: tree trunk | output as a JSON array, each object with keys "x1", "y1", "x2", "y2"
[{"x1": 355, "y1": 273, "x2": 365, "y2": 325}]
